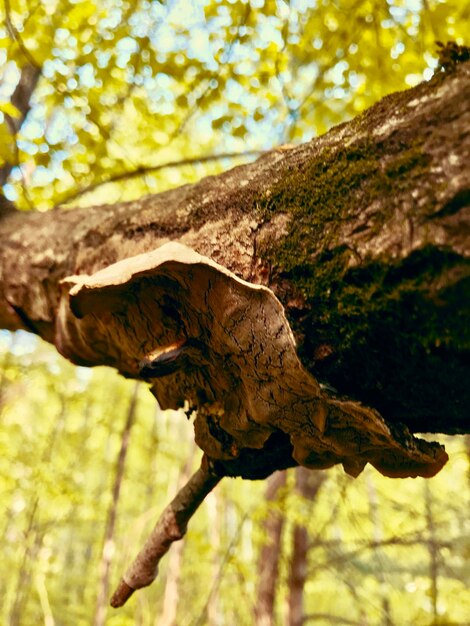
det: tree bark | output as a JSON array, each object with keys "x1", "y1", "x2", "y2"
[
  {"x1": 110, "y1": 458, "x2": 222, "y2": 608},
  {"x1": 287, "y1": 468, "x2": 326, "y2": 626},
  {"x1": 255, "y1": 471, "x2": 287, "y2": 626},
  {"x1": 0, "y1": 62, "x2": 469, "y2": 479}
]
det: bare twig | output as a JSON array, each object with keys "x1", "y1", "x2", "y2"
[
  {"x1": 4, "y1": 0, "x2": 41, "y2": 70},
  {"x1": 303, "y1": 613, "x2": 362, "y2": 625},
  {"x1": 110, "y1": 456, "x2": 223, "y2": 608},
  {"x1": 58, "y1": 150, "x2": 264, "y2": 205}
]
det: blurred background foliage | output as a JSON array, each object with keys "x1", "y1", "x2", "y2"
[
  {"x1": 1, "y1": 0, "x2": 469, "y2": 625},
  {"x1": 0, "y1": 333, "x2": 468, "y2": 625},
  {"x1": 0, "y1": 0, "x2": 469, "y2": 210}
]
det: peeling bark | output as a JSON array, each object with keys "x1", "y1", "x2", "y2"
[{"x1": 0, "y1": 62, "x2": 469, "y2": 481}]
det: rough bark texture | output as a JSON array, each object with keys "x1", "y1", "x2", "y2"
[{"x1": 0, "y1": 62, "x2": 469, "y2": 480}]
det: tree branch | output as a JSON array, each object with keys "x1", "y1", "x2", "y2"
[
  {"x1": 0, "y1": 62, "x2": 41, "y2": 193},
  {"x1": 4, "y1": 0, "x2": 42, "y2": 70},
  {"x1": 303, "y1": 613, "x2": 362, "y2": 625},
  {"x1": 0, "y1": 61, "x2": 468, "y2": 454},
  {"x1": 1, "y1": 0, "x2": 42, "y2": 200},
  {"x1": 58, "y1": 150, "x2": 265, "y2": 205},
  {"x1": 110, "y1": 456, "x2": 223, "y2": 608}
]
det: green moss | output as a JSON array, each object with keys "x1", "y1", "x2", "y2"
[
  {"x1": 384, "y1": 146, "x2": 428, "y2": 177},
  {"x1": 256, "y1": 140, "x2": 469, "y2": 433},
  {"x1": 298, "y1": 247, "x2": 469, "y2": 433},
  {"x1": 259, "y1": 139, "x2": 429, "y2": 299}
]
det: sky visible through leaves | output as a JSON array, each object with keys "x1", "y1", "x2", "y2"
[
  {"x1": 0, "y1": 1, "x2": 469, "y2": 625},
  {"x1": 0, "y1": 0, "x2": 468, "y2": 209}
]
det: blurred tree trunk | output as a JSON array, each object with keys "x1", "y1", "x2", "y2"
[
  {"x1": 255, "y1": 471, "x2": 287, "y2": 626},
  {"x1": 93, "y1": 382, "x2": 139, "y2": 626},
  {"x1": 158, "y1": 442, "x2": 196, "y2": 626},
  {"x1": 424, "y1": 482, "x2": 439, "y2": 624},
  {"x1": 8, "y1": 498, "x2": 41, "y2": 626},
  {"x1": 367, "y1": 475, "x2": 394, "y2": 626},
  {"x1": 287, "y1": 468, "x2": 326, "y2": 626},
  {"x1": 158, "y1": 535, "x2": 185, "y2": 626},
  {"x1": 0, "y1": 62, "x2": 41, "y2": 214},
  {"x1": 8, "y1": 396, "x2": 66, "y2": 626}
]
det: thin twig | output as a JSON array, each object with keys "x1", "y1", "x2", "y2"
[
  {"x1": 171, "y1": 3, "x2": 252, "y2": 139},
  {"x1": 57, "y1": 150, "x2": 265, "y2": 205},
  {"x1": 4, "y1": 0, "x2": 41, "y2": 70},
  {"x1": 110, "y1": 457, "x2": 223, "y2": 608}
]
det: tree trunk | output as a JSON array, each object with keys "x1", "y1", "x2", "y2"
[
  {"x1": 366, "y1": 475, "x2": 394, "y2": 626},
  {"x1": 287, "y1": 468, "x2": 326, "y2": 626},
  {"x1": 0, "y1": 62, "x2": 469, "y2": 481},
  {"x1": 255, "y1": 471, "x2": 287, "y2": 626},
  {"x1": 158, "y1": 442, "x2": 196, "y2": 626},
  {"x1": 0, "y1": 62, "x2": 41, "y2": 215},
  {"x1": 93, "y1": 382, "x2": 139, "y2": 626}
]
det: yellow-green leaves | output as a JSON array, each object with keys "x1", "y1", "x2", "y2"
[{"x1": 0, "y1": 0, "x2": 468, "y2": 209}]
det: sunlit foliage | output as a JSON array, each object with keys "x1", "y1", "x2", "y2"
[
  {"x1": 0, "y1": 0, "x2": 468, "y2": 208},
  {"x1": 1, "y1": 1, "x2": 469, "y2": 624},
  {"x1": 1, "y1": 334, "x2": 468, "y2": 625}
]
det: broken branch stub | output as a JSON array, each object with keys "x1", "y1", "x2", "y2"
[
  {"x1": 110, "y1": 458, "x2": 222, "y2": 608},
  {"x1": 60, "y1": 242, "x2": 447, "y2": 480}
]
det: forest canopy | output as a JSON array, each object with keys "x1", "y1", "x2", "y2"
[
  {"x1": 0, "y1": 1, "x2": 469, "y2": 625},
  {"x1": 1, "y1": 0, "x2": 469, "y2": 209}
]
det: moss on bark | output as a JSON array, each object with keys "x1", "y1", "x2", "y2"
[{"x1": 256, "y1": 132, "x2": 469, "y2": 434}]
